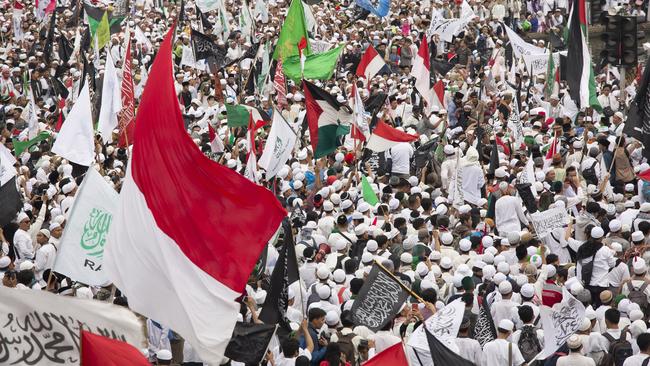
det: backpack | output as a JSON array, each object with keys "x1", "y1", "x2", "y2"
[
  {"x1": 642, "y1": 180, "x2": 650, "y2": 202},
  {"x1": 580, "y1": 244, "x2": 602, "y2": 286},
  {"x1": 599, "y1": 327, "x2": 633, "y2": 366},
  {"x1": 336, "y1": 331, "x2": 357, "y2": 366},
  {"x1": 626, "y1": 281, "x2": 650, "y2": 312},
  {"x1": 518, "y1": 325, "x2": 542, "y2": 363},
  {"x1": 582, "y1": 161, "x2": 599, "y2": 186}
]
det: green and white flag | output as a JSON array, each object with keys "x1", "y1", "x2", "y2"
[{"x1": 53, "y1": 168, "x2": 119, "y2": 286}]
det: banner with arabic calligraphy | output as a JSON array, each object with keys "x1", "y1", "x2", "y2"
[
  {"x1": 53, "y1": 168, "x2": 118, "y2": 286},
  {"x1": 537, "y1": 289, "x2": 585, "y2": 360},
  {"x1": 408, "y1": 299, "x2": 465, "y2": 352},
  {"x1": 0, "y1": 286, "x2": 145, "y2": 365}
]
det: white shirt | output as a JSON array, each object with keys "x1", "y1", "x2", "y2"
[
  {"x1": 34, "y1": 242, "x2": 57, "y2": 284},
  {"x1": 459, "y1": 165, "x2": 485, "y2": 206},
  {"x1": 13, "y1": 229, "x2": 34, "y2": 263},
  {"x1": 624, "y1": 354, "x2": 650, "y2": 366},
  {"x1": 482, "y1": 339, "x2": 526, "y2": 366},
  {"x1": 491, "y1": 299, "x2": 517, "y2": 329},
  {"x1": 557, "y1": 353, "x2": 596, "y2": 366},
  {"x1": 577, "y1": 246, "x2": 617, "y2": 287},
  {"x1": 389, "y1": 143, "x2": 414, "y2": 175},
  {"x1": 495, "y1": 196, "x2": 529, "y2": 236},
  {"x1": 455, "y1": 337, "x2": 483, "y2": 365},
  {"x1": 372, "y1": 330, "x2": 401, "y2": 354}
]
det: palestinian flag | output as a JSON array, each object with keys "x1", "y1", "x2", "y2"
[
  {"x1": 366, "y1": 121, "x2": 418, "y2": 152},
  {"x1": 566, "y1": 0, "x2": 601, "y2": 111},
  {"x1": 225, "y1": 104, "x2": 270, "y2": 128},
  {"x1": 303, "y1": 79, "x2": 353, "y2": 158}
]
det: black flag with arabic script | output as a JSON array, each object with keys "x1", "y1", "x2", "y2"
[
  {"x1": 625, "y1": 56, "x2": 650, "y2": 161},
  {"x1": 350, "y1": 263, "x2": 409, "y2": 332},
  {"x1": 224, "y1": 322, "x2": 276, "y2": 365},
  {"x1": 191, "y1": 29, "x2": 228, "y2": 71},
  {"x1": 472, "y1": 300, "x2": 496, "y2": 348},
  {"x1": 258, "y1": 218, "x2": 299, "y2": 332}
]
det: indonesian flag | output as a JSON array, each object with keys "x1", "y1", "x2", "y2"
[
  {"x1": 356, "y1": 45, "x2": 386, "y2": 81},
  {"x1": 432, "y1": 79, "x2": 445, "y2": 109},
  {"x1": 298, "y1": 37, "x2": 307, "y2": 74},
  {"x1": 103, "y1": 27, "x2": 286, "y2": 364},
  {"x1": 208, "y1": 123, "x2": 224, "y2": 153},
  {"x1": 411, "y1": 35, "x2": 435, "y2": 112},
  {"x1": 545, "y1": 136, "x2": 558, "y2": 160},
  {"x1": 118, "y1": 39, "x2": 135, "y2": 148},
  {"x1": 81, "y1": 330, "x2": 150, "y2": 366},
  {"x1": 366, "y1": 120, "x2": 419, "y2": 152},
  {"x1": 274, "y1": 58, "x2": 288, "y2": 110}
]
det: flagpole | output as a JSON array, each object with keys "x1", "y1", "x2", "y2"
[{"x1": 374, "y1": 260, "x2": 426, "y2": 304}]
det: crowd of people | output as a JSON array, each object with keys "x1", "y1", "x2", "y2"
[{"x1": 3, "y1": 0, "x2": 650, "y2": 364}]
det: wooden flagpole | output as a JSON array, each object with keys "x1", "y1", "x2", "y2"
[{"x1": 374, "y1": 260, "x2": 426, "y2": 304}]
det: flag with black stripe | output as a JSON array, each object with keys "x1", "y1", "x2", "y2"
[
  {"x1": 426, "y1": 327, "x2": 476, "y2": 365},
  {"x1": 225, "y1": 322, "x2": 276, "y2": 365}
]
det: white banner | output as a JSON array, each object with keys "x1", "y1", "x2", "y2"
[
  {"x1": 504, "y1": 25, "x2": 547, "y2": 60},
  {"x1": 53, "y1": 168, "x2": 118, "y2": 286},
  {"x1": 530, "y1": 207, "x2": 568, "y2": 238},
  {"x1": 259, "y1": 110, "x2": 298, "y2": 178},
  {"x1": 408, "y1": 299, "x2": 465, "y2": 352},
  {"x1": 538, "y1": 289, "x2": 585, "y2": 360},
  {"x1": 428, "y1": 15, "x2": 474, "y2": 43},
  {"x1": 0, "y1": 286, "x2": 145, "y2": 365},
  {"x1": 522, "y1": 52, "x2": 561, "y2": 76}
]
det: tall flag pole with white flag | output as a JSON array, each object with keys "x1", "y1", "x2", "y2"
[
  {"x1": 258, "y1": 109, "x2": 298, "y2": 178},
  {"x1": 97, "y1": 51, "x2": 122, "y2": 143},
  {"x1": 103, "y1": 27, "x2": 286, "y2": 364},
  {"x1": 52, "y1": 83, "x2": 95, "y2": 166},
  {"x1": 411, "y1": 34, "x2": 434, "y2": 112},
  {"x1": 12, "y1": 1, "x2": 24, "y2": 42},
  {"x1": 53, "y1": 168, "x2": 118, "y2": 286}
]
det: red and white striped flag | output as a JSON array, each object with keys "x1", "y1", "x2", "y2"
[
  {"x1": 103, "y1": 27, "x2": 286, "y2": 364},
  {"x1": 274, "y1": 59, "x2": 288, "y2": 110},
  {"x1": 366, "y1": 120, "x2": 419, "y2": 152},
  {"x1": 356, "y1": 45, "x2": 386, "y2": 81},
  {"x1": 411, "y1": 35, "x2": 434, "y2": 111},
  {"x1": 118, "y1": 39, "x2": 135, "y2": 148}
]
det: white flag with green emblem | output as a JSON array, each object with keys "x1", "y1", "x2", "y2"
[{"x1": 53, "y1": 168, "x2": 118, "y2": 286}]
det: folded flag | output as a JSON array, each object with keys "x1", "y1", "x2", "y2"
[
  {"x1": 224, "y1": 322, "x2": 277, "y2": 364},
  {"x1": 13, "y1": 131, "x2": 50, "y2": 156},
  {"x1": 432, "y1": 79, "x2": 445, "y2": 109},
  {"x1": 426, "y1": 327, "x2": 476, "y2": 365},
  {"x1": 366, "y1": 120, "x2": 418, "y2": 153},
  {"x1": 303, "y1": 79, "x2": 353, "y2": 158},
  {"x1": 639, "y1": 168, "x2": 650, "y2": 182},
  {"x1": 52, "y1": 83, "x2": 95, "y2": 166},
  {"x1": 356, "y1": 45, "x2": 386, "y2": 81},
  {"x1": 103, "y1": 26, "x2": 286, "y2": 364},
  {"x1": 362, "y1": 343, "x2": 409, "y2": 366},
  {"x1": 81, "y1": 330, "x2": 150, "y2": 366},
  {"x1": 282, "y1": 45, "x2": 344, "y2": 82},
  {"x1": 84, "y1": 3, "x2": 125, "y2": 35}
]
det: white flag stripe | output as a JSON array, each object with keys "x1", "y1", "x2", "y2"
[{"x1": 52, "y1": 83, "x2": 95, "y2": 166}]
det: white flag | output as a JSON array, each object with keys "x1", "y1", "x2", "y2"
[
  {"x1": 449, "y1": 148, "x2": 464, "y2": 208},
  {"x1": 253, "y1": 0, "x2": 268, "y2": 23},
  {"x1": 0, "y1": 285, "x2": 144, "y2": 365},
  {"x1": 97, "y1": 51, "x2": 122, "y2": 143},
  {"x1": 52, "y1": 83, "x2": 95, "y2": 166},
  {"x1": 12, "y1": 6, "x2": 23, "y2": 42},
  {"x1": 353, "y1": 86, "x2": 370, "y2": 139},
  {"x1": 53, "y1": 168, "x2": 118, "y2": 286},
  {"x1": 408, "y1": 299, "x2": 466, "y2": 352},
  {"x1": 538, "y1": 289, "x2": 585, "y2": 360},
  {"x1": 259, "y1": 109, "x2": 297, "y2": 179}
]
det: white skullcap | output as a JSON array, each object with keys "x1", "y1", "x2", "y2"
[
  {"x1": 76, "y1": 287, "x2": 93, "y2": 299},
  {"x1": 520, "y1": 283, "x2": 535, "y2": 298},
  {"x1": 546, "y1": 264, "x2": 557, "y2": 277},
  {"x1": 482, "y1": 236, "x2": 494, "y2": 248},
  {"x1": 16, "y1": 212, "x2": 29, "y2": 222},
  {"x1": 497, "y1": 261, "x2": 510, "y2": 275},
  {"x1": 361, "y1": 252, "x2": 374, "y2": 264},
  {"x1": 333, "y1": 269, "x2": 346, "y2": 283},
  {"x1": 323, "y1": 201, "x2": 334, "y2": 211},
  {"x1": 591, "y1": 226, "x2": 604, "y2": 239},
  {"x1": 440, "y1": 232, "x2": 453, "y2": 245},
  {"x1": 400, "y1": 252, "x2": 413, "y2": 264},
  {"x1": 440, "y1": 257, "x2": 453, "y2": 269},
  {"x1": 0, "y1": 256, "x2": 10, "y2": 268},
  {"x1": 317, "y1": 285, "x2": 331, "y2": 300},
  {"x1": 366, "y1": 240, "x2": 378, "y2": 252},
  {"x1": 325, "y1": 311, "x2": 340, "y2": 326},
  {"x1": 609, "y1": 219, "x2": 622, "y2": 232},
  {"x1": 459, "y1": 238, "x2": 471, "y2": 251},
  {"x1": 316, "y1": 266, "x2": 330, "y2": 280},
  {"x1": 633, "y1": 257, "x2": 647, "y2": 275},
  {"x1": 19, "y1": 260, "x2": 34, "y2": 271},
  {"x1": 498, "y1": 319, "x2": 514, "y2": 332}
]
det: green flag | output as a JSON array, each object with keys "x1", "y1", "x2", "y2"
[
  {"x1": 93, "y1": 11, "x2": 111, "y2": 49},
  {"x1": 282, "y1": 45, "x2": 344, "y2": 82},
  {"x1": 272, "y1": 0, "x2": 310, "y2": 60},
  {"x1": 226, "y1": 104, "x2": 250, "y2": 127},
  {"x1": 361, "y1": 176, "x2": 379, "y2": 205},
  {"x1": 13, "y1": 131, "x2": 51, "y2": 156}
]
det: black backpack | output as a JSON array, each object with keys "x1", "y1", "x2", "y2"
[
  {"x1": 518, "y1": 325, "x2": 542, "y2": 363},
  {"x1": 580, "y1": 244, "x2": 602, "y2": 286},
  {"x1": 582, "y1": 160, "x2": 599, "y2": 186},
  {"x1": 600, "y1": 327, "x2": 633, "y2": 366},
  {"x1": 626, "y1": 281, "x2": 650, "y2": 312}
]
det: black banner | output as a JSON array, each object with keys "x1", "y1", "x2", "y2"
[
  {"x1": 516, "y1": 183, "x2": 538, "y2": 214},
  {"x1": 426, "y1": 327, "x2": 477, "y2": 366},
  {"x1": 350, "y1": 263, "x2": 409, "y2": 332},
  {"x1": 224, "y1": 322, "x2": 276, "y2": 365},
  {"x1": 191, "y1": 29, "x2": 228, "y2": 71},
  {"x1": 472, "y1": 301, "x2": 496, "y2": 348},
  {"x1": 0, "y1": 177, "x2": 22, "y2": 228}
]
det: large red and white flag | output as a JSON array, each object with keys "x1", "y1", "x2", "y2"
[
  {"x1": 432, "y1": 79, "x2": 445, "y2": 109},
  {"x1": 104, "y1": 27, "x2": 286, "y2": 364},
  {"x1": 362, "y1": 343, "x2": 409, "y2": 366},
  {"x1": 81, "y1": 330, "x2": 150, "y2": 366},
  {"x1": 366, "y1": 120, "x2": 419, "y2": 152},
  {"x1": 411, "y1": 35, "x2": 434, "y2": 111},
  {"x1": 356, "y1": 45, "x2": 386, "y2": 81},
  {"x1": 118, "y1": 39, "x2": 135, "y2": 148},
  {"x1": 274, "y1": 58, "x2": 288, "y2": 110}
]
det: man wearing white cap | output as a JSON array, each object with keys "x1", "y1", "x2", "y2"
[
  {"x1": 557, "y1": 334, "x2": 594, "y2": 365},
  {"x1": 440, "y1": 145, "x2": 457, "y2": 188},
  {"x1": 619, "y1": 258, "x2": 650, "y2": 309},
  {"x1": 494, "y1": 183, "x2": 529, "y2": 237},
  {"x1": 13, "y1": 212, "x2": 35, "y2": 265},
  {"x1": 482, "y1": 319, "x2": 525, "y2": 366},
  {"x1": 577, "y1": 226, "x2": 617, "y2": 306},
  {"x1": 491, "y1": 281, "x2": 517, "y2": 327}
]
